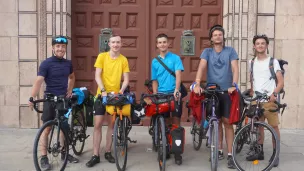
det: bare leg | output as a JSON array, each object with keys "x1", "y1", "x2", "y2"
[
  {"x1": 222, "y1": 118, "x2": 234, "y2": 154},
  {"x1": 93, "y1": 115, "x2": 104, "y2": 156},
  {"x1": 105, "y1": 114, "x2": 114, "y2": 152}
]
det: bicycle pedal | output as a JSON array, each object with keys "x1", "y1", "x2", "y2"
[{"x1": 85, "y1": 135, "x2": 90, "y2": 139}]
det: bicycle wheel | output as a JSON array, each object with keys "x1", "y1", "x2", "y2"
[
  {"x1": 191, "y1": 117, "x2": 202, "y2": 151},
  {"x1": 114, "y1": 117, "x2": 128, "y2": 171},
  {"x1": 232, "y1": 121, "x2": 279, "y2": 171},
  {"x1": 156, "y1": 116, "x2": 166, "y2": 171},
  {"x1": 150, "y1": 117, "x2": 158, "y2": 152},
  {"x1": 235, "y1": 109, "x2": 248, "y2": 154},
  {"x1": 210, "y1": 120, "x2": 218, "y2": 171},
  {"x1": 33, "y1": 120, "x2": 69, "y2": 171},
  {"x1": 71, "y1": 105, "x2": 87, "y2": 155}
]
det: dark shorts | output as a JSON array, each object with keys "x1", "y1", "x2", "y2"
[
  {"x1": 41, "y1": 101, "x2": 66, "y2": 123},
  {"x1": 163, "y1": 101, "x2": 183, "y2": 118},
  {"x1": 93, "y1": 99, "x2": 106, "y2": 115},
  {"x1": 41, "y1": 101, "x2": 56, "y2": 123},
  {"x1": 217, "y1": 93, "x2": 232, "y2": 119}
]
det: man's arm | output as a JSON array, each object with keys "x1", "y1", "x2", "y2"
[
  {"x1": 231, "y1": 60, "x2": 239, "y2": 85},
  {"x1": 195, "y1": 59, "x2": 207, "y2": 85},
  {"x1": 152, "y1": 80, "x2": 158, "y2": 94},
  {"x1": 120, "y1": 72, "x2": 129, "y2": 93},
  {"x1": 175, "y1": 70, "x2": 182, "y2": 90},
  {"x1": 30, "y1": 76, "x2": 45, "y2": 97},
  {"x1": 67, "y1": 72, "x2": 75, "y2": 94},
  {"x1": 95, "y1": 68, "x2": 105, "y2": 91}
]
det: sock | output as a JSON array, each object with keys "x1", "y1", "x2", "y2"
[
  {"x1": 219, "y1": 149, "x2": 223, "y2": 153},
  {"x1": 228, "y1": 153, "x2": 232, "y2": 156}
]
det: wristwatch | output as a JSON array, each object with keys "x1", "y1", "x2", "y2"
[
  {"x1": 272, "y1": 92, "x2": 278, "y2": 97},
  {"x1": 101, "y1": 88, "x2": 106, "y2": 92}
]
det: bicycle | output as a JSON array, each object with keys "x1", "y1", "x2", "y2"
[
  {"x1": 98, "y1": 93, "x2": 137, "y2": 171},
  {"x1": 141, "y1": 93, "x2": 178, "y2": 171},
  {"x1": 189, "y1": 96, "x2": 210, "y2": 151},
  {"x1": 30, "y1": 92, "x2": 89, "y2": 171},
  {"x1": 232, "y1": 91, "x2": 287, "y2": 171}
]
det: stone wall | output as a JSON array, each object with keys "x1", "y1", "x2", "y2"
[
  {"x1": 0, "y1": 0, "x2": 303, "y2": 128},
  {"x1": 0, "y1": 0, "x2": 70, "y2": 128},
  {"x1": 223, "y1": 0, "x2": 303, "y2": 129}
]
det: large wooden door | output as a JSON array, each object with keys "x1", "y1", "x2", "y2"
[
  {"x1": 72, "y1": 0, "x2": 148, "y2": 99},
  {"x1": 150, "y1": 0, "x2": 222, "y2": 122},
  {"x1": 72, "y1": 0, "x2": 223, "y2": 123}
]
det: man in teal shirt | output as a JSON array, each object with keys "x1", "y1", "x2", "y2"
[{"x1": 151, "y1": 33, "x2": 184, "y2": 165}]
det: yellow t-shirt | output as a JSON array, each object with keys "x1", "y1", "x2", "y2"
[{"x1": 94, "y1": 52, "x2": 130, "y2": 96}]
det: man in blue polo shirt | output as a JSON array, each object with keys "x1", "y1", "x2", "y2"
[
  {"x1": 151, "y1": 33, "x2": 184, "y2": 165},
  {"x1": 28, "y1": 36, "x2": 78, "y2": 170}
]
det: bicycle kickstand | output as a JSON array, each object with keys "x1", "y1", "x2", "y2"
[{"x1": 127, "y1": 137, "x2": 137, "y2": 143}]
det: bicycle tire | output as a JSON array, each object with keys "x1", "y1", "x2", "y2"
[
  {"x1": 191, "y1": 117, "x2": 202, "y2": 151},
  {"x1": 235, "y1": 108, "x2": 248, "y2": 153},
  {"x1": 210, "y1": 121, "x2": 218, "y2": 171},
  {"x1": 153, "y1": 117, "x2": 158, "y2": 152},
  {"x1": 232, "y1": 121, "x2": 280, "y2": 171},
  {"x1": 157, "y1": 116, "x2": 166, "y2": 171},
  {"x1": 114, "y1": 117, "x2": 128, "y2": 171},
  {"x1": 71, "y1": 105, "x2": 87, "y2": 155},
  {"x1": 33, "y1": 120, "x2": 69, "y2": 171}
]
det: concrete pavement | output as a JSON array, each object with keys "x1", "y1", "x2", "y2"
[{"x1": 0, "y1": 127, "x2": 304, "y2": 171}]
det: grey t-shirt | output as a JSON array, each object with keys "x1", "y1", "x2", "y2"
[{"x1": 200, "y1": 46, "x2": 239, "y2": 90}]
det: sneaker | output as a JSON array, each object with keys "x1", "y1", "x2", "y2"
[
  {"x1": 219, "y1": 151, "x2": 224, "y2": 160},
  {"x1": 174, "y1": 154, "x2": 182, "y2": 165},
  {"x1": 40, "y1": 155, "x2": 51, "y2": 170},
  {"x1": 246, "y1": 151, "x2": 264, "y2": 161},
  {"x1": 86, "y1": 155, "x2": 100, "y2": 168},
  {"x1": 227, "y1": 155, "x2": 236, "y2": 169},
  {"x1": 105, "y1": 152, "x2": 115, "y2": 163},
  {"x1": 61, "y1": 153, "x2": 79, "y2": 163}
]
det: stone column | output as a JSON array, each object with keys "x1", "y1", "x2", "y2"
[
  {"x1": 223, "y1": 0, "x2": 251, "y2": 91},
  {"x1": 275, "y1": 0, "x2": 303, "y2": 128},
  {"x1": 0, "y1": 0, "x2": 19, "y2": 128}
]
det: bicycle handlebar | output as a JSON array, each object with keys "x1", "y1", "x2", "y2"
[{"x1": 29, "y1": 93, "x2": 78, "y2": 114}]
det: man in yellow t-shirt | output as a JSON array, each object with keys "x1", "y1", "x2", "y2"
[{"x1": 86, "y1": 35, "x2": 130, "y2": 168}]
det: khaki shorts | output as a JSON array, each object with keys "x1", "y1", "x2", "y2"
[{"x1": 251, "y1": 101, "x2": 279, "y2": 127}]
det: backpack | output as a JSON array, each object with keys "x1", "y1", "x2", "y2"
[{"x1": 250, "y1": 57, "x2": 288, "y2": 99}]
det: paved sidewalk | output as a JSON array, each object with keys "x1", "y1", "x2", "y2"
[{"x1": 0, "y1": 127, "x2": 304, "y2": 171}]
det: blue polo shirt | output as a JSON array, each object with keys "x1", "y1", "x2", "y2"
[
  {"x1": 151, "y1": 52, "x2": 184, "y2": 93},
  {"x1": 38, "y1": 56, "x2": 73, "y2": 96}
]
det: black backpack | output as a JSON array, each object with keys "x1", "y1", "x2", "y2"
[{"x1": 250, "y1": 57, "x2": 288, "y2": 99}]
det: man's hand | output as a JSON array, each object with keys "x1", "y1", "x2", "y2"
[
  {"x1": 269, "y1": 94, "x2": 276, "y2": 102},
  {"x1": 228, "y1": 87, "x2": 236, "y2": 94},
  {"x1": 173, "y1": 89, "x2": 180, "y2": 101},
  {"x1": 102, "y1": 91, "x2": 107, "y2": 97},
  {"x1": 28, "y1": 100, "x2": 34, "y2": 111},
  {"x1": 249, "y1": 89, "x2": 254, "y2": 97},
  {"x1": 194, "y1": 84, "x2": 203, "y2": 95},
  {"x1": 66, "y1": 90, "x2": 73, "y2": 98}
]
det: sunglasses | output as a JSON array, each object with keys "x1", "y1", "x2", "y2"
[{"x1": 54, "y1": 37, "x2": 67, "y2": 44}]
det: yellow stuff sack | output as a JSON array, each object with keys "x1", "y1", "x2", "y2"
[{"x1": 106, "y1": 104, "x2": 131, "y2": 116}]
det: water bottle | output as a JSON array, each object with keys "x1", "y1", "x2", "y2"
[
  {"x1": 102, "y1": 96, "x2": 107, "y2": 105},
  {"x1": 202, "y1": 115, "x2": 210, "y2": 137}
]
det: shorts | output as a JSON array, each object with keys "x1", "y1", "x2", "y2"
[
  {"x1": 206, "y1": 93, "x2": 231, "y2": 119},
  {"x1": 260, "y1": 102, "x2": 279, "y2": 127},
  {"x1": 163, "y1": 101, "x2": 183, "y2": 118},
  {"x1": 93, "y1": 98, "x2": 106, "y2": 115},
  {"x1": 41, "y1": 101, "x2": 65, "y2": 123}
]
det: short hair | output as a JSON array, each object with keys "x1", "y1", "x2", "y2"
[
  {"x1": 109, "y1": 33, "x2": 121, "y2": 41},
  {"x1": 156, "y1": 33, "x2": 168, "y2": 41}
]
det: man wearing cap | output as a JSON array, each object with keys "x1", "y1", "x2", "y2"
[{"x1": 28, "y1": 36, "x2": 78, "y2": 170}]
